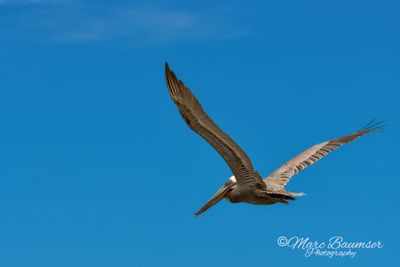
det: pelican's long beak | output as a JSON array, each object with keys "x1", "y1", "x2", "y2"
[{"x1": 194, "y1": 183, "x2": 231, "y2": 217}]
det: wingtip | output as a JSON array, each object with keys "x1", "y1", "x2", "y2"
[
  {"x1": 362, "y1": 119, "x2": 386, "y2": 133},
  {"x1": 165, "y1": 62, "x2": 174, "y2": 78}
]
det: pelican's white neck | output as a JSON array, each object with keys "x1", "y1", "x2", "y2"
[{"x1": 229, "y1": 176, "x2": 237, "y2": 183}]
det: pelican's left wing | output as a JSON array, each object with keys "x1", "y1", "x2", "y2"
[
  {"x1": 165, "y1": 63, "x2": 264, "y2": 188},
  {"x1": 264, "y1": 121, "x2": 384, "y2": 189}
]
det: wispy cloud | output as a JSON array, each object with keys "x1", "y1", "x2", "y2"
[
  {"x1": 0, "y1": 1, "x2": 248, "y2": 45},
  {"x1": 0, "y1": 0, "x2": 50, "y2": 5}
]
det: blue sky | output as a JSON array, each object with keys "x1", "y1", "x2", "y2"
[{"x1": 0, "y1": 0, "x2": 399, "y2": 266}]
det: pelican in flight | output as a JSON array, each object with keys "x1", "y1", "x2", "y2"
[{"x1": 165, "y1": 63, "x2": 383, "y2": 216}]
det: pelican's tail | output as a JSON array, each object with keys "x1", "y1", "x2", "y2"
[{"x1": 290, "y1": 192, "x2": 305, "y2": 197}]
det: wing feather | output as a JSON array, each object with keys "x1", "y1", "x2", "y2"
[
  {"x1": 165, "y1": 63, "x2": 262, "y2": 186},
  {"x1": 264, "y1": 120, "x2": 384, "y2": 188}
]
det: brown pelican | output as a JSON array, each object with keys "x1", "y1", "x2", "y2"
[{"x1": 165, "y1": 63, "x2": 383, "y2": 216}]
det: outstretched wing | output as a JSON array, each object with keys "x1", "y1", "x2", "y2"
[
  {"x1": 264, "y1": 120, "x2": 384, "y2": 189},
  {"x1": 165, "y1": 63, "x2": 263, "y2": 187}
]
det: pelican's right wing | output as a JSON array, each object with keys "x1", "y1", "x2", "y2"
[
  {"x1": 165, "y1": 63, "x2": 263, "y2": 187},
  {"x1": 264, "y1": 121, "x2": 384, "y2": 189}
]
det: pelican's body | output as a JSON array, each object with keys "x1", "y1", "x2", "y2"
[
  {"x1": 165, "y1": 63, "x2": 383, "y2": 216},
  {"x1": 223, "y1": 176, "x2": 288, "y2": 205}
]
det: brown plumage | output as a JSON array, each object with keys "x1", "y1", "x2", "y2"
[
  {"x1": 165, "y1": 63, "x2": 383, "y2": 216},
  {"x1": 264, "y1": 124, "x2": 383, "y2": 192},
  {"x1": 165, "y1": 63, "x2": 263, "y2": 188}
]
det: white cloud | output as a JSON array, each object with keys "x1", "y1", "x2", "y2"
[
  {"x1": 0, "y1": 2, "x2": 247, "y2": 45},
  {"x1": 61, "y1": 7, "x2": 244, "y2": 44},
  {"x1": 0, "y1": 0, "x2": 49, "y2": 4}
]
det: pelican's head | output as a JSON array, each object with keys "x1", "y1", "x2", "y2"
[{"x1": 194, "y1": 176, "x2": 237, "y2": 216}]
